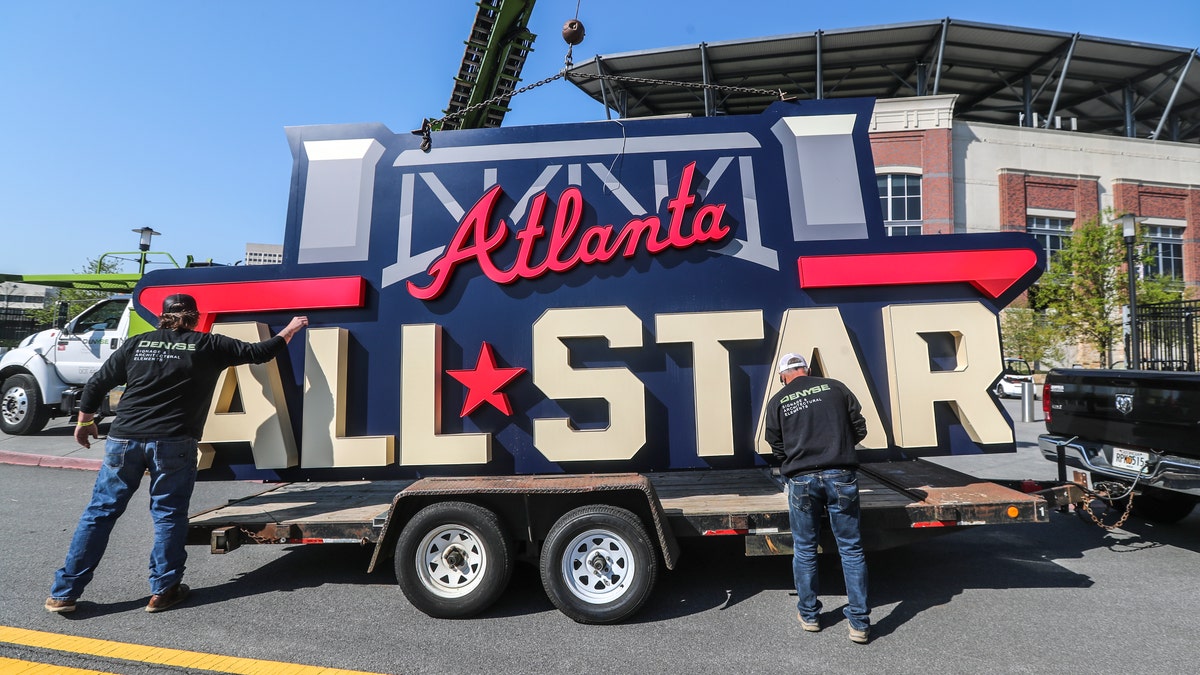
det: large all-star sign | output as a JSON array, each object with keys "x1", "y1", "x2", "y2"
[{"x1": 135, "y1": 99, "x2": 1043, "y2": 481}]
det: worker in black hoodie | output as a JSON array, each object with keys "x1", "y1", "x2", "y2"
[
  {"x1": 764, "y1": 352, "x2": 870, "y2": 644},
  {"x1": 46, "y1": 293, "x2": 307, "y2": 615}
]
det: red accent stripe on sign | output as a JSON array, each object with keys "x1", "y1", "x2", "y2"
[
  {"x1": 137, "y1": 277, "x2": 366, "y2": 331},
  {"x1": 796, "y1": 249, "x2": 1038, "y2": 299},
  {"x1": 911, "y1": 520, "x2": 958, "y2": 528},
  {"x1": 702, "y1": 529, "x2": 749, "y2": 536}
]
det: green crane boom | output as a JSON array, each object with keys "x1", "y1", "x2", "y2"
[{"x1": 442, "y1": 0, "x2": 538, "y2": 130}]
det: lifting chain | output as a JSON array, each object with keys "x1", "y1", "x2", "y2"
[
  {"x1": 413, "y1": 71, "x2": 566, "y2": 151},
  {"x1": 566, "y1": 70, "x2": 789, "y2": 101},
  {"x1": 414, "y1": 70, "x2": 789, "y2": 152}
]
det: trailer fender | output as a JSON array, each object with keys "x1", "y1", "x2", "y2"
[{"x1": 368, "y1": 473, "x2": 679, "y2": 573}]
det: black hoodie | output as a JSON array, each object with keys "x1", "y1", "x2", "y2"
[
  {"x1": 80, "y1": 328, "x2": 286, "y2": 440},
  {"x1": 764, "y1": 375, "x2": 868, "y2": 477}
]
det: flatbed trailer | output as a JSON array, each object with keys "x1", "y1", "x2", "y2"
[{"x1": 187, "y1": 459, "x2": 1058, "y2": 622}]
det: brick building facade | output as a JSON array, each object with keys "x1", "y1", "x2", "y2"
[{"x1": 869, "y1": 95, "x2": 1200, "y2": 291}]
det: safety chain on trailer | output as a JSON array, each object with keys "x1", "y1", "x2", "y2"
[
  {"x1": 1051, "y1": 436, "x2": 1149, "y2": 531},
  {"x1": 1080, "y1": 485, "x2": 1136, "y2": 531},
  {"x1": 1078, "y1": 468, "x2": 1150, "y2": 530},
  {"x1": 414, "y1": 70, "x2": 789, "y2": 152},
  {"x1": 239, "y1": 526, "x2": 286, "y2": 545}
]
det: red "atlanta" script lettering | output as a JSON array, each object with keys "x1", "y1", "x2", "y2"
[{"x1": 407, "y1": 162, "x2": 730, "y2": 300}]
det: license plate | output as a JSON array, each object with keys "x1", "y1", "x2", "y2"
[{"x1": 1112, "y1": 447, "x2": 1150, "y2": 474}]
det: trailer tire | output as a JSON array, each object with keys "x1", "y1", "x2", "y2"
[
  {"x1": 394, "y1": 501, "x2": 512, "y2": 619},
  {"x1": 1131, "y1": 492, "x2": 1196, "y2": 524},
  {"x1": 539, "y1": 505, "x2": 657, "y2": 624},
  {"x1": 1, "y1": 374, "x2": 50, "y2": 436}
]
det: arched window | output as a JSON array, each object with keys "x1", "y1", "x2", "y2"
[{"x1": 876, "y1": 173, "x2": 921, "y2": 236}]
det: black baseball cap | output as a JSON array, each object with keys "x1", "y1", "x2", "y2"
[{"x1": 162, "y1": 293, "x2": 198, "y2": 314}]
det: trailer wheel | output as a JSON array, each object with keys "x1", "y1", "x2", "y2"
[
  {"x1": 1131, "y1": 492, "x2": 1196, "y2": 523},
  {"x1": 1, "y1": 374, "x2": 50, "y2": 436},
  {"x1": 394, "y1": 501, "x2": 512, "y2": 619},
  {"x1": 539, "y1": 505, "x2": 658, "y2": 624}
]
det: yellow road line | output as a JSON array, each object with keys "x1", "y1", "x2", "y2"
[
  {"x1": 0, "y1": 655, "x2": 116, "y2": 674},
  {"x1": 0, "y1": 626, "x2": 389, "y2": 675}
]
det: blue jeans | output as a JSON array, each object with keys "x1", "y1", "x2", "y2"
[
  {"x1": 50, "y1": 436, "x2": 198, "y2": 600},
  {"x1": 788, "y1": 469, "x2": 869, "y2": 630}
]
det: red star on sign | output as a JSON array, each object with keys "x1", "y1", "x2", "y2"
[{"x1": 446, "y1": 342, "x2": 526, "y2": 417}]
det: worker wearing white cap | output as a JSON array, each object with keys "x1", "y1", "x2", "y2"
[{"x1": 765, "y1": 352, "x2": 871, "y2": 643}]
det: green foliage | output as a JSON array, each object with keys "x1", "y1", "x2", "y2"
[
  {"x1": 25, "y1": 256, "x2": 123, "y2": 327},
  {"x1": 999, "y1": 305, "x2": 1062, "y2": 366},
  {"x1": 1033, "y1": 210, "x2": 1182, "y2": 366}
]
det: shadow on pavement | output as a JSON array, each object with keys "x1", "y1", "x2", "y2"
[
  {"x1": 115, "y1": 500, "x2": 1196, "y2": 626},
  {"x1": 631, "y1": 513, "x2": 1107, "y2": 629}
]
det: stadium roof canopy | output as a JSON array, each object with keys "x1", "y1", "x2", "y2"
[{"x1": 564, "y1": 19, "x2": 1200, "y2": 143}]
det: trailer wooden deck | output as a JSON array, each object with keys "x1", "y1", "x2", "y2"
[
  {"x1": 646, "y1": 467, "x2": 915, "y2": 515},
  {"x1": 188, "y1": 460, "x2": 1046, "y2": 554}
]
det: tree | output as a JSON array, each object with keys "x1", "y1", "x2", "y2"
[
  {"x1": 999, "y1": 304, "x2": 1062, "y2": 367},
  {"x1": 1034, "y1": 211, "x2": 1180, "y2": 367},
  {"x1": 26, "y1": 256, "x2": 123, "y2": 328}
]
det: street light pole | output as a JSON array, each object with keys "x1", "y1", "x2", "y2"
[
  {"x1": 1122, "y1": 214, "x2": 1141, "y2": 370},
  {"x1": 131, "y1": 227, "x2": 162, "y2": 275}
]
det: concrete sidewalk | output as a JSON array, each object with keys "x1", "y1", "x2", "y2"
[{"x1": 0, "y1": 418, "x2": 105, "y2": 471}]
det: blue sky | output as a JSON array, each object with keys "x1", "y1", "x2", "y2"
[{"x1": 1, "y1": 1, "x2": 1197, "y2": 275}]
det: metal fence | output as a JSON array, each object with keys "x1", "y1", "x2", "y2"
[
  {"x1": 1133, "y1": 299, "x2": 1200, "y2": 371},
  {"x1": 0, "y1": 309, "x2": 46, "y2": 345}
]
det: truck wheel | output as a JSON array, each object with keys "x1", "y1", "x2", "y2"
[
  {"x1": 539, "y1": 505, "x2": 658, "y2": 624},
  {"x1": 394, "y1": 501, "x2": 512, "y2": 619},
  {"x1": 992, "y1": 383, "x2": 1006, "y2": 399},
  {"x1": 1, "y1": 374, "x2": 50, "y2": 435},
  {"x1": 1131, "y1": 493, "x2": 1196, "y2": 524}
]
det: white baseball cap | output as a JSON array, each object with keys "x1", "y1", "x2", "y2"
[{"x1": 777, "y1": 353, "x2": 808, "y2": 374}]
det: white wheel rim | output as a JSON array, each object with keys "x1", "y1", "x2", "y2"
[
  {"x1": 2, "y1": 387, "x2": 28, "y2": 425},
  {"x1": 560, "y1": 528, "x2": 636, "y2": 604},
  {"x1": 414, "y1": 523, "x2": 488, "y2": 599}
]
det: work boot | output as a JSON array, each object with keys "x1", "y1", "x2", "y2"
[
  {"x1": 797, "y1": 612, "x2": 820, "y2": 632},
  {"x1": 848, "y1": 625, "x2": 870, "y2": 644},
  {"x1": 44, "y1": 597, "x2": 76, "y2": 614},
  {"x1": 145, "y1": 584, "x2": 190, "y2": 613}
]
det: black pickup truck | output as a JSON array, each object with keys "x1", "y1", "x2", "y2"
[{"x1": 1039, "y1": 369, "x2": 1200, "y2": 523}]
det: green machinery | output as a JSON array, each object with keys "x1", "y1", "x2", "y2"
[{"x1": 440, "y1": 0, "x2": 539, "y2": 130}]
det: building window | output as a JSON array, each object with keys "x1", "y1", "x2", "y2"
[
  {"x1": 1144, "y1": 225, "x2": 1183, "y2": 280},
  {"x1": 1026, "y1": 216, "x2": 1072, "y2": 264},
  {"x1": 877, "y1": 174, "x2": 921, "y2": 236}
]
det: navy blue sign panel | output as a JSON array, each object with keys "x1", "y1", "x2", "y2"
[{"x1": 135, "y1": 99, "x2": 1044, "y2": 481}]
